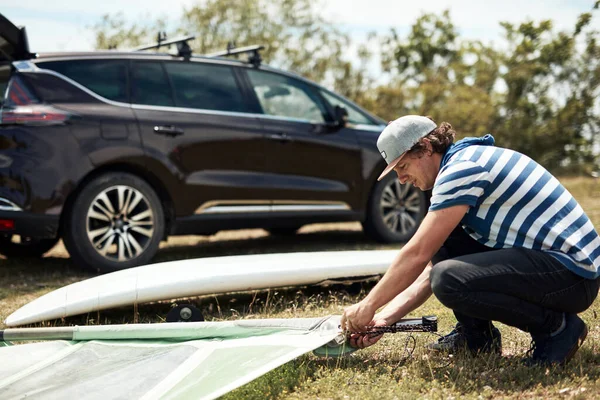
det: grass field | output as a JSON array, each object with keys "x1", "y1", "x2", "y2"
[{"x1": 1, "y1": 177, "x2": 599, "y2": 399}]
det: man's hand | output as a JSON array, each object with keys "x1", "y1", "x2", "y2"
[
  {"x1": 341, "y1": 300, "x2": 376, "y2": 333},
  {"x1": 348, "y1": 317, "x2": 388, "y2": 349}
]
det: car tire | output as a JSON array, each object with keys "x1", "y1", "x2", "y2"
[
  {"x1": 362, "y1": 173, "x2": 427, "y2": 243},
  {"x1": 62, "y1": 172, "x2": 165, "y2": 273},
  {"x1": 0, "y1": 235, "x2": 59, "y2": 258}
]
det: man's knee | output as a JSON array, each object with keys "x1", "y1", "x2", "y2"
[{"x1": 430, "y1": 260, "x2": 463, "y2": 306}]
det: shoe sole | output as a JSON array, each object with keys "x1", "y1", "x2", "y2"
[{"x1": 562, "y1": 323, "x2": 588, "y2": 366}]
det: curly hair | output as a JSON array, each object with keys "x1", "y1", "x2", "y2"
[{"x1": 406, "y1": 118, "x2": 456, "y2": 157}]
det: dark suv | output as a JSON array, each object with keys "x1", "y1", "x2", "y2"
[{"x1": 0, "y1": 15, "x2": 427, "y2": 273}]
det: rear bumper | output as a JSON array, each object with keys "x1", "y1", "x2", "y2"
[{"x1": 0, "y1": 211, "x2": 59, "y2": 238}]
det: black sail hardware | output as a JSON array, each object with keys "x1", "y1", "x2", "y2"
[
  {"x1": 347, "y1": 316, "x2": 438, "y2": 337},
  {"x1": 154, "y1": 125, "x2": 184, "y2": 137},
  {"x1": 166, "y1": 304, "x2": 204, "y2": 323}
]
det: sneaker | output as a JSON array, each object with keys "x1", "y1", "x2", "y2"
[
  {"x1": 524, "y1": 314, "x2": 588, "y2": 366},
  {"x1": 428, "y1": 322, "x2": 502, "y2": 355}
]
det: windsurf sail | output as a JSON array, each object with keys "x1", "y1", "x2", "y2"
[{"x1": 0, "y1": 316, "x2": 350, "y2": 400}]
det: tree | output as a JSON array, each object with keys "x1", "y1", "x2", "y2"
[
  {"x1": 375, "y1": 4, "x2": 600, "y2": 173},
  {"x1": 90, "y1": 0, "x2": 366, "y2": 95},
  {"x1": 495, "y1": 7, "x2": 600, "y2": 172},
  {"x1": 374, "y1": 11, "x2": 499, "y2": 137},
  {"x1": 92, "y1": 13, "x2": 168, "y2": 50}
]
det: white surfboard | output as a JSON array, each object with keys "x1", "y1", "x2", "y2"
[{"x1": 5, "y1": 250, "x2": 397, "y2": 327}]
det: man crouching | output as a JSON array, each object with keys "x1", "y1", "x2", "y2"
[{"x1": 341, "y1": 115, "x2": 600, "y2": 366}]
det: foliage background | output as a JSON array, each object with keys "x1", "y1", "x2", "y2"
[{"x1": 92, "y1": 0, "x2": 600, "y2": 174}]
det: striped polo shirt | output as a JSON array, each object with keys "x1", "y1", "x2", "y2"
[{"x1": 430, "y1": 138, "x2": 600, "y2": 279}]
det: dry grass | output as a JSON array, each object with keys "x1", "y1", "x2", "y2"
[
  {"x1": 1, "y1": 177, "x2": 600, "y2": 399},
  {"x1": 0, "y1": 222, "x2": 391, "y2": 327}
]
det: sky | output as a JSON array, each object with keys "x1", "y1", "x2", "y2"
[{"x1": 1, "y1": 0, "x2": 595, "y2": 54}]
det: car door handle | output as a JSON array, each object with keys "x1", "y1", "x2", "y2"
[
  {"x1": 154, "y1": 125, "x2": 184, "y2": 137},
  {"x1": 267, "y1": 133, "x2": 292, "y2": 143}
]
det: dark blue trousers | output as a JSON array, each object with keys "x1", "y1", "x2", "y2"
[{"x1": 430, "y1": 226, "x2": 600, "y2": 335}]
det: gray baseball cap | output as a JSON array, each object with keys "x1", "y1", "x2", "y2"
[{"x1": 377, "y1": 115, "x2": 437, "y2": 181}]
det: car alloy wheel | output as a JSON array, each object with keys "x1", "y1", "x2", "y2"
[
  {"x1": 379, "y1": 179, "x2": 422, "y2": 237},
  {"x1": 86, "y1": 185, "x2": 155, "y2": 262}
]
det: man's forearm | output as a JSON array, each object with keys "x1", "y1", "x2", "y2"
[
  {"x1": 341, "y1": 206, "x2": 468, "y2": 333},
  {"x1": 360, "y1": 246, "x2": 430, "y2": 314},
  {"x1": 376, "y1": 264, "x2": 433, "y2": 323}
]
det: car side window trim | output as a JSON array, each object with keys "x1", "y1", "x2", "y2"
[
  {"x1": 131, "y1": 103, "x2": 319, "y2": 123},
  {"x1": 26, "y1": 65, "x2": 326, "y2": 124},
  {"x1": 352, "y1": 124, "x2": 386, "y2": 132}
]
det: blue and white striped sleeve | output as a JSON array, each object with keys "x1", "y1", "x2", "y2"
[{"x1": 429, "y1": 160, "x2": 491, "y2": 211}]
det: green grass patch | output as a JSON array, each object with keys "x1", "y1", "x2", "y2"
[{"x1": 1, "y1": 177, "x2": 599, "y2": 399}]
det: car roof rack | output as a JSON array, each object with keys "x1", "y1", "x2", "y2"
[
  {"x1": 204, "y1": 43, "x2": 264, "y2": 67},
  {"x1": 132, "y1": 32, "x2": 195, "y2": 60}
]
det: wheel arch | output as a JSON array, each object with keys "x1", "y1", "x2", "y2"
[
  {"x1": 59, "y1": 162, "x2": 175, "y2": 239},
  {"x1": 362, "y1": 171, "x2": 431, "y2": 243},
  {"x1": 361, "y1": 159, "x2": 390, "y2": 221},
  {"x1": 363, "y1": 160, "x2": 432, "y2": 221}
]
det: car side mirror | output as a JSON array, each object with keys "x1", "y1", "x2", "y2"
[
  {"x1": 263, "y1": 85, "x2": 291, "y2": 99},
  {"x1": 334, "y1": 105, "x2": 348, "y2": 127}
]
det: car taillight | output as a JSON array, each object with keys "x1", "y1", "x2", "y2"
[
  {"x1": 0, "y1": 219, "x2": 15, "y2": 230},
  {"x1": 0, "y1": 74, "x2": 69, "y2": 125},
  {"x1": 1, "y1": 105, "x2": 69, "y2": 125}
]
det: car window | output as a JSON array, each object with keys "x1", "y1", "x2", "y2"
[
  {"x1": 38, "y1": 60, "x2": 128, "y2": 103},
  {"x1": 163, "y1": 62, "x2": 247, "y2": 112},
  {"x1": 131, "y1": 62, "x2": 174, "y2": 107},
  {"x1": 247, "y1": 69, "x2": 327, "y2": 123},
  {"x1": 320, "y1": 90, "x2": 375, "y2": 125}
]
